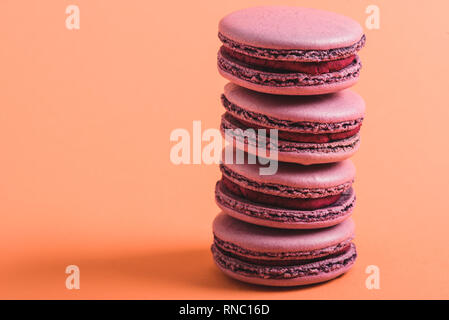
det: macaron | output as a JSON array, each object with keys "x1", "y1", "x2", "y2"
[
  {"x1": 216, "y1": 156, "x2": 356, "y2": 229},
  {"x1": 218, "y1": 6, "x2": 365, "y2": 95},
  {"x1": 212, "y1": 213, "x2": 357, "y2": 286},
  {"x1": 221, "y1": 83, "x2": 365, "y2": 165}
]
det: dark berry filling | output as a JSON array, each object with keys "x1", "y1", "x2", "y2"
[
  {"x1": 221, "y1": 46, "x2": 356, "y2": 75},
  {"x1": 221, "y1": 177, "x2": 341, "y2": 210}
]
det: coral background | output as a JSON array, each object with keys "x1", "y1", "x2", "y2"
[{"x1": 0, "y1": 0, "x2": 448, "y2": 299}]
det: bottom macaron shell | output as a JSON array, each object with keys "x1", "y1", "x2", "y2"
[
  {"x1": 267, "y1": 137, "x2": 360, "y2": 165},
  {"x1": 218, "y1": 68, "x2": 360, "y2": 95},
  {"x1": 216, "y1": 180, "x2": 355, "y2": 229},
  {"x1": 212, "y1": 243, "x2": 357, "y2": 287},
  {"x1": 221, "y1": 122, "x2": 360, "y2": 165}
]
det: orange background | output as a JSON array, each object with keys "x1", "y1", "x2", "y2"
[{"x1": 1, "y1": 0, "x2": 448, "y2": 299}]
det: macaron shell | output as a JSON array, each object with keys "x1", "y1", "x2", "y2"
[
  {"x1": 212, "y1": 213, "x2": 355, "y2": 253},
  {"x1": 221, "y1": 154, "x2": 356, "y2": 189},
  {"x1": 223, "y1": 83, "x2": 365, "y2": 124},
  {"x1": 216, "y1": 181, "x2": 356, "y2": 229},
  {"x1": 218, "y1": 60, "x2": 360, "y2": 96},
  {"x1": 272, "y1": 139, "x2": 360, "y2": 165},
  {"x1": 219, "y1": 6, "x2": 364, "y2": 51},
  {"x1": 213, "y1": 244, "x2": 356, "y2": 287},
  {"x1": 223, "y1": 126, "x2": 360, "y2": 165}
]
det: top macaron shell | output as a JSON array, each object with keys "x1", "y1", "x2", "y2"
[
  {"x1": 219, "y1": 6, "x2": 364, "y2": 53},
  {"x1": 213, "y1": 212, "x2": 355, "y2": 253},
  {"x1": 223, "y1": 83, "x2": 365, "y2": 131},
  {"x1": 222, "y1": 159, "x2": 355, "y2": 192}
]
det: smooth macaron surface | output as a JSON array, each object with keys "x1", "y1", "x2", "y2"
[
  {"x1": 222, "y1": 83, "x2": 365, "y2": 128},
  {"x1": 213, "y1": 213, "x2": 355, "y2": 253},
  {"x1": 219, "y1": 6, "x2": 364, "y2": 53},
  {"x1": 221, "y1": 159, "x2": 356, "y2": 192}
]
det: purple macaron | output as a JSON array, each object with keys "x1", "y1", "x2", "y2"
[
  {"x1": 221, "y1": 83, "x2": 365, "y2": 165},
  {"x1": 216, "y1": 156, "x2": 356, "y2": 229},
  {"x1": 217, "y1": 6, "x2": 365, "y2": 95},
  {"x1": 212, "y1": 213, "x2": 357, "y2": 286}
]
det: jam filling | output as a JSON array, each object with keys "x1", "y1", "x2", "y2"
[
  {"x1": 228, "y1": 114, "x2": 361, "y2": 143},
  {"x1": 221, "y1": 177, "x2": 341, "y2": 210},
  {"x1": 221, "y1": 46, "x2": 356, "y2": 75}
]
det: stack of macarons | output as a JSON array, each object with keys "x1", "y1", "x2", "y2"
[{"x1": 212, "y1": 6, "x2": 366, "y2": 286}]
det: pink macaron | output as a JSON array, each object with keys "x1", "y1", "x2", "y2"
[
  {"x1": 216, "y1": 156, "x2": 356, "y2": 229},
  {"x1": 217, "y1": 6, "x2": 365, "y2": 95},
  {"x1": 221, "y1": 83, "x2": 365, "y2": 165},
  {"x1": 212, "y1": 213, "x2": 357, "y2": 286}
]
